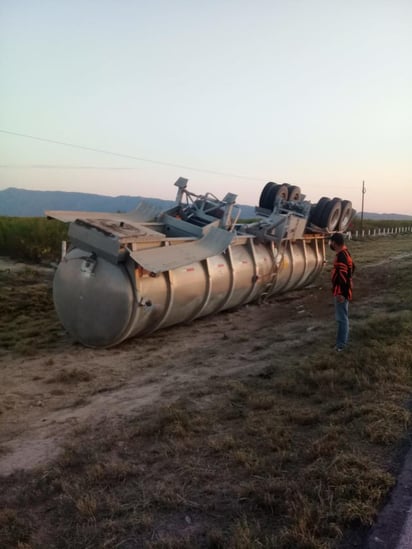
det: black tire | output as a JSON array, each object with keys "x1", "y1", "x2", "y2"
[
  {"x1": 267, "y1": 183, "x2": 288, "y2": 208},
  {"x1": 308, "y1": 204, "x2": 317, "y2": 225},
  {"x1": 320, "y1": 198, "x2": 342, "y2": 232},
  {"x1": 338, "y1": 200, "x2": 353, "y2": 232},
  {"x1": 259, "y1": 182, "x2": 276, "y2": 208},
  {"x1": 311, "y1": 196, "x2": 330, "y2": 226},
  {"x1": 286, "y1": 185, "x2": 301, "y2": 201}
]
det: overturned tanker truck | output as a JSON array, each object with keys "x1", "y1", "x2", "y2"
[{"x1": 46, "y1": 178, "x2": 354, "y2": 348}]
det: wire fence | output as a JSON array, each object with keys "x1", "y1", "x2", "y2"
[{"x1": 347, "y1": 225, "x2": 412, "y2": 239}]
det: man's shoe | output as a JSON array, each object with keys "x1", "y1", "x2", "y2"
[{"x1": 335, "y1": 346, "x2": 345, "y2": 352}]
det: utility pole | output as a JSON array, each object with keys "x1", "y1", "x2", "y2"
[{"x1": 360, "y1": 180, "x2": 366, "y2": 236}]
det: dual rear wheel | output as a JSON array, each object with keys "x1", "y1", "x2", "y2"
[
  {"x1": 259, "y1": 182, "x2": 302, "y2": 210},
  {"x1": 259, "y1": 182, "x2": 354, "y2": 232},
  {"x1": 309, "y1": 197, "x2": 353, "y2": 232}
]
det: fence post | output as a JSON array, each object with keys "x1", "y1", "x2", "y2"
[{"x1": 61, "y1": 240, "x2": 67, "y2": 261}]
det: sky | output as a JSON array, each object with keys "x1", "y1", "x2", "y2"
[{"x1": 1, "y1": 0, "x2": 411, "y2": 214}]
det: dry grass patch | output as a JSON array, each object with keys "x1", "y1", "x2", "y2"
[
  {"x1": 0, "y1": 269, "x2": 67, "y2": 356},
  {"x1": 2, "y1": 319, "x2": 410, "y2": 548}
]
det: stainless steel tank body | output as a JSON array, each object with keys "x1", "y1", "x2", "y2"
[{"x1": 53, "y1": 234, "x2": 326, "y2": 348}]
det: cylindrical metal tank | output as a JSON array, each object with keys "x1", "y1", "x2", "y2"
[{"x1": 53, "y1": 234, "x2": 325, "y2": 348}]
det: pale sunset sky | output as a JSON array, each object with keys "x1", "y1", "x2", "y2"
[{"x1": 1, "y1": 0, "x2": 411, "y2": 214}]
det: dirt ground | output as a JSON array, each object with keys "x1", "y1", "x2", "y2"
[{"x1": 0, "y1": 256, "x2": 338, "y2": 477}]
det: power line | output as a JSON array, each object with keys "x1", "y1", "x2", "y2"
[
  {"x1": 0, "y1": 164, "x2": 142, "y2": 170},
  {"x1": 0, "y1": 129, "x2": 264, "y2": 182}
]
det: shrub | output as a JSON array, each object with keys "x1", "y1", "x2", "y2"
[{"x1": 0, "y1": 217, "x2": 68, "y2": 263}]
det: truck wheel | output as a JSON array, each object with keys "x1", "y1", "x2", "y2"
[
  {"x1": 267, "y1": 183, "x2": 288, "y2": 208},
  {"x1": 338, "y1": 200, "x2": 353, "y2": 232},
  {"x1": 287, "y1": 185, "x2": 301, "y2": 201},
  {"x1": 311, "y1": 197, "x2": 330, "y2": 226},
  {"x1": 259, "y1": 182, "x2": 276, "y2": 208},
  {"x1": 320, "y1": 198, "x2": 342, "y2": 232},
  {"x1": 308, "y1": 204, "x2": 317, "y2": 225}
]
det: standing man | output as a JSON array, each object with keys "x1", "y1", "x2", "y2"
[{"x1": 329, "y1": 232, "x2": 355, "y2": 351}]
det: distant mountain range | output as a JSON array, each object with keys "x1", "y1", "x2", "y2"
[
  {"x1": 0, "y1": 187, "x2": 259, "y2": 218},
  {"x1": 0, "y1": 187, "x2": 411, "y2": 221}
]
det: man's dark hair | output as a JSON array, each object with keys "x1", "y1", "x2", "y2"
[{"x1": 330, "y1": 232, "x2": 345, "y2": 246}]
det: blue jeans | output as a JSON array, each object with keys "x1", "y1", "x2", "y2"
[{"x1": 334, "y1": 297, "x2": 349, "y2": 349}]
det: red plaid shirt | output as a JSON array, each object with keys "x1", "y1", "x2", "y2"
[{"x1": 332, "y1": 246, "x2": 355, "y2": 300}]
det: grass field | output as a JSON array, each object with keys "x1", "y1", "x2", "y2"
[
  {"x1": 0, "y1": 217, "x2": 67, "y2": 263},
  {"x1": 0, "y1": 267, "x2": 64, "y2": 358},
  {"x1": 0, "y1": 234, "x2": 412, "y2": 548}
]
